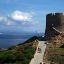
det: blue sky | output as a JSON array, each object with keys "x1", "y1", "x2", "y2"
[{"x1": 0, "y1": 0, "x2": 64, "y2": 33}]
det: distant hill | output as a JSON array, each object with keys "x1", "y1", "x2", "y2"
[{"x1": 0, "y1": 32, "x2": 44, "y2": 39}]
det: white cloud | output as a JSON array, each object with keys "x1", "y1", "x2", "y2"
[
  {"x1": 0, "y1": 16, "x2": 15, "y2": 26},
  {"x1": 0, "y1": 16, "x2": 6, "y2": 21},
  {"x1": 10, "y1": 10, "x2": 33, "y2": 21},
  {"x1": 5, "y1": 20, "x2": 13, "y2": 25},
  {"x1": 0, "y1": 16, "x2": 3, "y2": 21},
  {"x1": 0, "y1": 10, "x2": 39, "y2": 26}
]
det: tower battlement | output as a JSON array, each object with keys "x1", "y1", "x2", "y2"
[{"x1": 47, "y1": 13, "x2": 64, "y2": 16}]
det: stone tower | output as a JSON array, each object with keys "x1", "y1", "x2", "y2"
[{"x1": 45, "y1": 13, "x2": 64, "y2": 40}]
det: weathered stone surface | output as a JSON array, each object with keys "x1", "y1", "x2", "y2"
[{"x1": 45, "y1": 13, "x2": 64, "y2": 40}]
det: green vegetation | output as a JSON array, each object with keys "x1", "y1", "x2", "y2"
[
  {"x1": 48, "y1": 48, "x2": 64, "y2": 64},
  {"x1": 44, "y1": 34, "x2": 64, "y2": 64},
  {"x1": 0, "y1": 39, "x2": 38, "y2": 64}
]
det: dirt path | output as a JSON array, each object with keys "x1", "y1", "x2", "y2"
[{"x1": 30, "y1": 41, "x2": 46, "y2": 64}]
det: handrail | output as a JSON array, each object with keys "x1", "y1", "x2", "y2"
[
  {"x1": 52, "y1": 27, "x2": 62, "y2": 34},
  {"x1": 51, "y1": 24, "x2": 64, "y2": 34}
]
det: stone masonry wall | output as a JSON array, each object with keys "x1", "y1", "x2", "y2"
[{"x1": 45, "y1": 13, "x2": 64, "y2": 40}]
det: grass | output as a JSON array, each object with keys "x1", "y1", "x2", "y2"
[
  {"x1": 48, "y1": 48, "x2": 64, "y2": 64},
  {"x1": 0, "y1": 39, "x2": 38, "y2": 64}
]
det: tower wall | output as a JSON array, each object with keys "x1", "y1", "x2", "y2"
[{"x1": 45, "y1": 13, "x2": 64, "y2": 39}]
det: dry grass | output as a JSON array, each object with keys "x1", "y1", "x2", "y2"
[{"x1": 43, "y1": 34, "x2": 64, "y2": 64}]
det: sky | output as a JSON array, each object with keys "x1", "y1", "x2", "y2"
[{"x1": 0, "y1": 0, "x2": 64, "y2": 33}]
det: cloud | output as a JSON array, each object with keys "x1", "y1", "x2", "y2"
[
  {"x1": 0, "y1": 16, "x2": 6, "y2": 21},
  {"x1": 5, "y1": 20, "x2": 16, "y2": 25},
  {"x1": 0, "y1": 16, "x2": 4, "y2": 21},
  {"x1": 0, "y1": 16, "x2": 15, "y2": 26},
  {"x1": 0, "y1": 10, "x2": 39, "y2": 26},
  {"x1": 10, "y1": 10, "x2": 33, "y2": 21}
]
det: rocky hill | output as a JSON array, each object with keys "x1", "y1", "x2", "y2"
[{"x1": 43, "y1": 34, "x2": 64, "y2": 64}]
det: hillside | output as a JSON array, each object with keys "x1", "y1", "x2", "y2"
[
  {"x1": 0, "y1": 36, "x2": 38, "y2": 64},
  {"x1": 43, "y1": 34, "x2": 64, "y2": 64}
]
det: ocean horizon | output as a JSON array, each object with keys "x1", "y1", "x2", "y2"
[{"x1": 0, "y1": 32, "x2": 44, "y2": 48}]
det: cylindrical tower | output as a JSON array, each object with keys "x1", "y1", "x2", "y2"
[{"x1": 45, "y1": 13, "x2": 64, "y2": 40}]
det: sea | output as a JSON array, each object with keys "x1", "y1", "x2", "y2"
[{"x1": 0, "y1": 33, "x2": 44, "y2": 48}]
